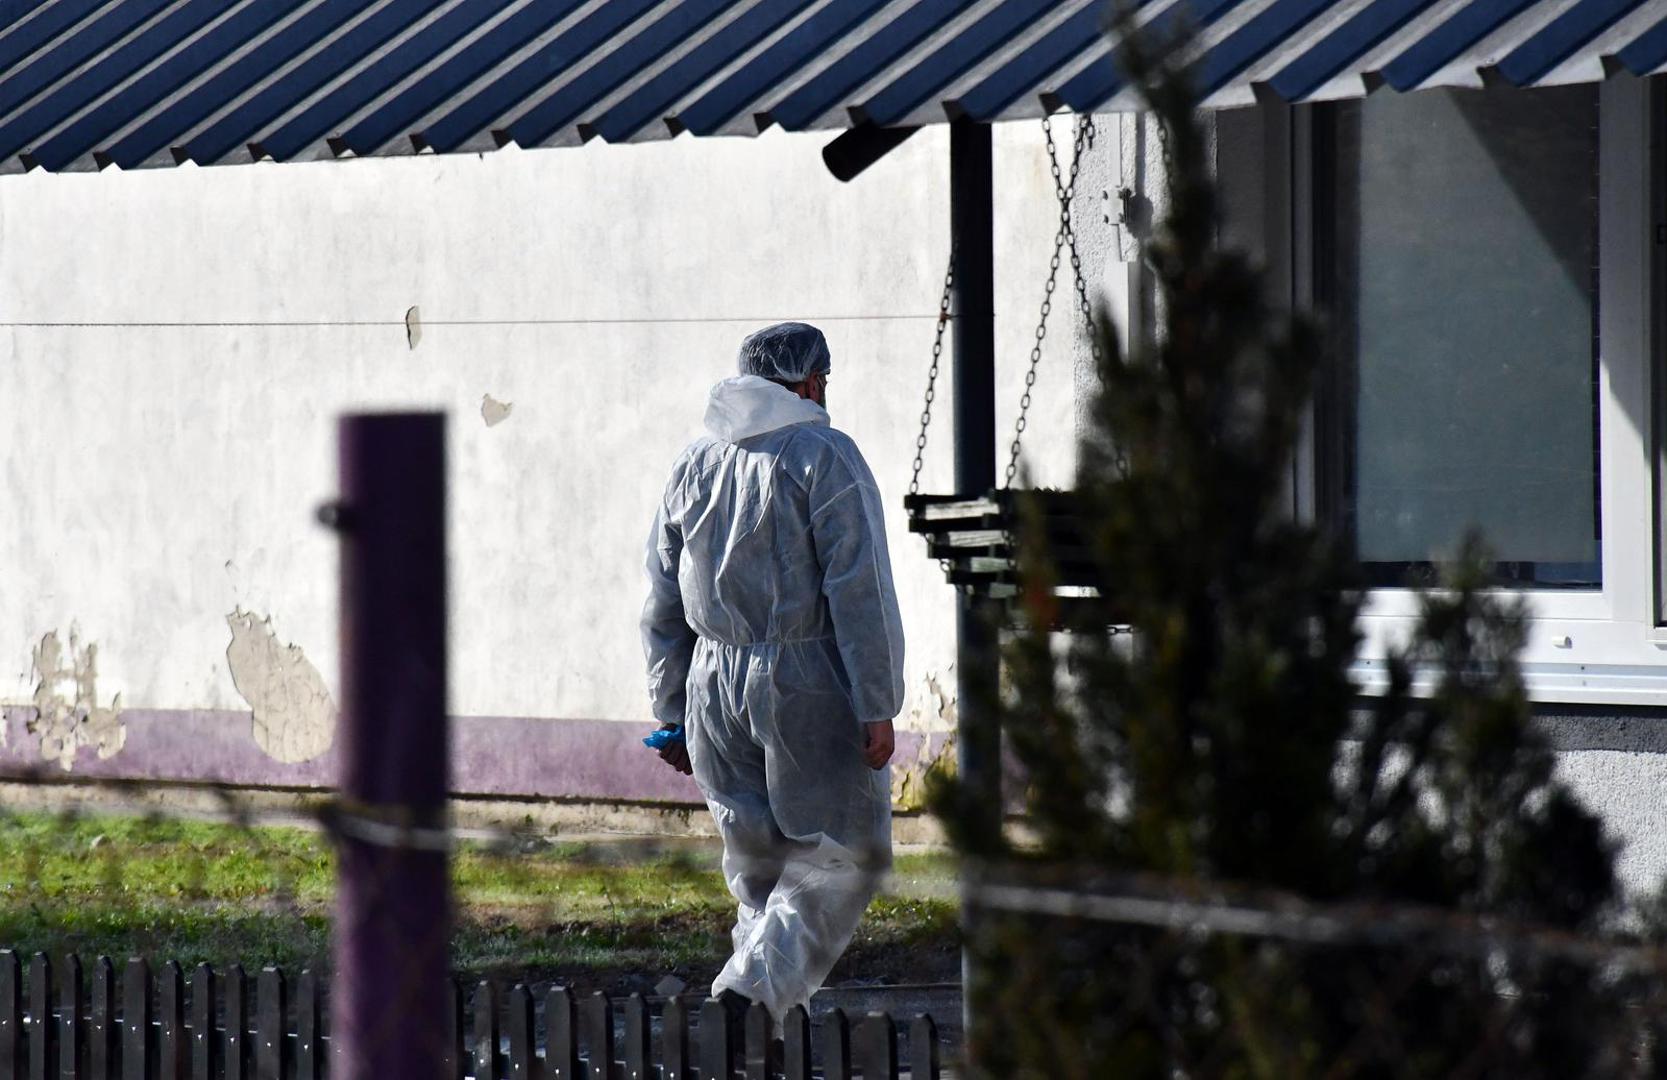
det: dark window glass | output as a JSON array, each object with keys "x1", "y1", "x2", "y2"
[{"x1": 1321, "y1": 85, "x2": 1601, "y2": 588}]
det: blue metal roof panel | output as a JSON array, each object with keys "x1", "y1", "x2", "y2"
[
  {"x1": 503, "y1": 0, "x2": 743, "y2": 147},
  {"x1": 0, "y1": 0, "x2": 1660, "y2": 173},
  {"x1": 1264, "y1": 0, "x2": 1441, "y2": 100},
  {"x1": 165, "y1": 0, "x2": 441, "y2": 165},
  {"x1": 1378, "y1": 0, "x2": 1539, "y2": 88},
  {"x1": 0, "y1": 0, "x2": 113, "y2": 95},
  {"x1": 1496, "y1": 0, "x2": 1637, "y2": 82},
  {"x1": 0, "y1": 0, "x2": 223, "y2": 165},
  {"x1": 0, "y1": 0, "x2": 173, "y2": 126},
  {"x1": 672, "y1": 0, "x2": 892, "y2": 135},
  {"x1": 1050, "y1": 0, "x2": 1250, "y2": 112},
  {"x1": 856, "y1": 0, "x2": 1061, "y2": 125},
  {"x1": 264, "y1": 0, "x2": 525, "y2": 160},
  {"x1": 553, "y1": 0, "x2": 788, "y2": 145},
  {"x1": 1616, "y1": 11, "x2": 1667, "y2": 71},
  {"x1": 766, "y1": 0, "x2": 979, "y2": 130},
  {"x1": 1283, "y1": 0, "x2": 1468, "y2": 98},
  {"x1": 1198, "y1": 0, "x2": 1371, "y2": 106},
  {"x1": 33, "y1": 0, "x2": 295, "y2": 171},
  {"x1": 946, "y1": 1, "x2": 1100, "y2": 118},
  {"x1": 349, "y1": 0, "x2": 600, "y2": 156},
  {"x1": 590, "y1": 0, "x2": 817, "y2": 140},
  {"x1": 1534, "y1": 0, "x2": 1665, "y2": 80},
  {"x1": 101, "y1": 0, "x2": 368, "y2": 168},
  {"x1": 1196, "y1": 0, "x2": 1341, "y2": 96},
  {"x1": 862, "y1": 0, "x2": 1074, "y2": 126}
]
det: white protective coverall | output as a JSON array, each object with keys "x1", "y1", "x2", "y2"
[{"x1": 641, "y1": 364, "x2": 905, "y2": 1020}]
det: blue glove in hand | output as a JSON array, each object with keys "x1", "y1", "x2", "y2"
[{"x1": 643, "y1": 726, "x2": 686, "y2": 751}]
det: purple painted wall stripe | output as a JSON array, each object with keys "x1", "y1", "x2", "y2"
[{"x1": 0, "y1": 708, "x2": 944, "y2": 806}]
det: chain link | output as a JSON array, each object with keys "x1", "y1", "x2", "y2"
[
  {"x1": 909, "y1": 249, "x2": 956, "y2": 497},
  {"x1": 918, "y1": 112, "x2": 1112, "y2": 499},
  {"x1": 1005, "y1": 113, "x2": 1097, "y2": 488}
]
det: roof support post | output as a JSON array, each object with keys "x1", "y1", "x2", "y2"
[
  {"x1": 950, "y1": 118, "x2": 999, "y2": 1059},
  {"x1": 950, "y1": 119, "x2": 998, "y2": 832},
  {"x1": 951, "y1": 119, "x2": 996, "y2": 504},
  {"x1": 950, "y1": 119, "x2": 998, "y2": 831}
]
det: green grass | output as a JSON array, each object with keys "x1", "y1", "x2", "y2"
[{"x1": 0, "y1": 812, "x2": 959, "y2": 993}]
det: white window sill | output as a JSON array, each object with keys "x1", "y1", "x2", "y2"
[{"x1": 1355, "y1": 605, "x2": 1667, "y2": 708}]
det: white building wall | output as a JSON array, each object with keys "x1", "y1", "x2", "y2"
[
  {"x1": 10, "y1": 95, "x2": 1667, "y2": 904},
  {"x1": 0, "y1": 121, "x2": 1106, "y2": 746}
]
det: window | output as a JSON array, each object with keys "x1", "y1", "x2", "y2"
[
  {"x1": 1317, "y1": 85, "x2": 1602, "y2": 589},
  {"x1": 1260, "y1": 76, "x2": 1665, "y2": 704}
]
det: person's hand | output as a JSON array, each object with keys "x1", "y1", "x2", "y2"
[
  {"x1": 656, "y1": 725, "x2": 692, "y2": 776},
  {"x1": 862, "y1": 719, "x2": 895, "y2": 770}
]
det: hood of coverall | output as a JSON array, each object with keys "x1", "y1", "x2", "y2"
[{"x1": 703, "y1": 375, "x2": 829, "y2": 443}]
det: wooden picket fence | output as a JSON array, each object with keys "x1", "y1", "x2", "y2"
[{"x1": 0, "y1": 951, "x2": 942, "y2": 1079}]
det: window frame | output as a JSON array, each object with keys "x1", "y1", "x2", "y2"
[{"x1": 1272, "y1": 77, "x2": 1663, "y2": 706}]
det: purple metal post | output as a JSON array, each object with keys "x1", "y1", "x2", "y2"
[{"x1": 329, "y1": 413, "x2": 450, "y2": 1080}]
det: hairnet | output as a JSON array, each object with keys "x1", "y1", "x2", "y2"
[{"x1": 737, "y1": 322, "x2": 831, "y2": 383}]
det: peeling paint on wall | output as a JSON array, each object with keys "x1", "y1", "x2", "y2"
[
  {"x1": 892, "y1": 671, "x2": 957, "y2": 810},
  {"x1": 892, "y1": 729, "x2": 955, "y2": 812},
  {"x1": 905, "y1": 669, "x2": 957, "y2": 731},
  {"x1": 481, "y1": 394, "x2": 513, "y2": 427},
  {"x1": 405, "y1": 305, "x2": 422, "y2": 349},
  {"x1": 28, "y1": 629, "x2": 126, "y2": 770},
  {"x1": 225, "y1": 609, "x2": 335, "y2": 764}
]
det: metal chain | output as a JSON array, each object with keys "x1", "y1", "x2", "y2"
[
  {"x1": 1005, "y1": 113, "x2": 1096, "y2": 488},
  {"x1": 909, "y1": 249, "x2": 956, "y2": 497}
]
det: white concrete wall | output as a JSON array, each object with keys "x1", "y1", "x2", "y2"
[
  {"x1": 12, "y1": 98, "x2": 1667, "y2": 910},
  {"x1": 0, "y1": 121, "x2": 1108, "y2": 740},
  {"x1": 1556, "y1": 750, "x2": 1667, "y2": 899}
]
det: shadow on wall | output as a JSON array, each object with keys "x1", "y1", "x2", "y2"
[{"x1": 1533, "y1": 706, "x2": 1667, "y2": 753}]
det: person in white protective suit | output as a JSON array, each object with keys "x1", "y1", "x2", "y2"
[{"x1": 641, "y1": 321, "x2": 905, "y2": 1027}]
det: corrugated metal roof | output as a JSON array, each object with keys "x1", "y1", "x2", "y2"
[{"x1": 0, "y1": 0, "x2": 1660, "y2": 173}]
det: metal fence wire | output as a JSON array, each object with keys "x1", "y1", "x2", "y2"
[
  {"x1": 956, "y1": 867, "x2": 1667, "y2": 1080},
  {"x1": 0, "y1": 413, "x2": 961, "y2": 1080},
  {"x1": 11, "y1": 777, "x2": 1667, "y2": 1078},
  {"x1": 0, "y1": 776, "x2": 949, "y2": 1080}
]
